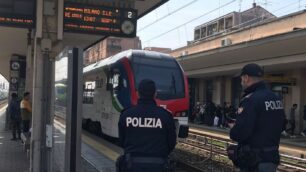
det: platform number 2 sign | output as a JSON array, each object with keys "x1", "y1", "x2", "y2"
[{"x1": 128, "y1": 12, "x2": 133, "y2": 18}]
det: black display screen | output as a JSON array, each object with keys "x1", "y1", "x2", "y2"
[
  {"x1": 0, "y1": 0, "x2": 35, "y2": 28},
  {"x1": 64, "y1": 2, "x2": 137, "y2": 37}
]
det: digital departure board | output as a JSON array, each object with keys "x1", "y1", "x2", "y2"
[
  {"x1": 64, "y1": 3, "x2": 137, "y2": 37},
  {"x1": 0, "y1": 0, "x2": 35, "y2": 28}
]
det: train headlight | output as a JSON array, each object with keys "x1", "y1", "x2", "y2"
[{"x1": 175, "y1": 111, "x2": 187, "y2": 117}]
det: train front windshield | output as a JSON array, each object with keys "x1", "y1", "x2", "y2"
[{"x1": 132, "y1": 56, "x2": 185, "y2": 100}]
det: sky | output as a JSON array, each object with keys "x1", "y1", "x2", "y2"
[{"x1": 137, "y1": 0, "x2": 306, "y2": 50}]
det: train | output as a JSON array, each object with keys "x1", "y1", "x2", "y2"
[
  {"x1": 0, "y1": 88, "x2": 8, "y2": 101},
  {"x1": 82, "y1": 50, "x2": 189, "y2": 138}
]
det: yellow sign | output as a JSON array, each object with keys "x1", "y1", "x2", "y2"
[{"x1": 263, "y1": 76, "x2": 296, "y2": 85}]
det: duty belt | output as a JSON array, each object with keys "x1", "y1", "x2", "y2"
[{"x1": 132, "y1": 157, "x2": 166, "y2": 164}]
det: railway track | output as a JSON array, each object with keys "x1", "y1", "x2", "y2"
[{"x1": 175, "y1": 130, "x2": 306, "y2": 172}]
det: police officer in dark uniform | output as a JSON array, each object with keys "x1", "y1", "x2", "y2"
[
  {"x1": 228, "y1": 64, "x2": 285, "y2": 172},
  {"x1": 118, "y1": 79, "x2": 176, "y2": 172}
]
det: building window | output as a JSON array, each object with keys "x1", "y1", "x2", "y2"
[
  {"x1": 225, "y1": 16, "x2": 233, "y2": 29},
  {"x1": 194, "y1": 29, "x2": 200, "y2": 40},
  {"x1": 218, "y1": 18, "x2": 225, "y2": 32},
  {"x1": 201, "y1": 27, "x2": 207, "y2": 38},
  {"x1": 207, "y1": 22, "x2": 218, "y2": 36},
  {"x1": 107, "y1": 39, "x2": 122, "y2": 52}
]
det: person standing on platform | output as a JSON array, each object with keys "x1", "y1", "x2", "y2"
[
  {"x1": 227, "y1": 63, "x2": 285, "y2": 172},
  {"x1": 117, "y1": 79, "x2": 176, "y2": 172},
  {"x1": 8, "y1": 93, "x2": 21, "y2": 140},
  {"x1": 301, "y1": 105, "x2": 306, "y2": 136},
  {"x1": 287, "y1": 104, "x2": 297, "y2": 136},
  {"x1": 20, "y1": 92, "x2": 32, "y2": 133}
]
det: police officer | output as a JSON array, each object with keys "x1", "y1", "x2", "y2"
[
  {"x1": 118, "y1": 79, "x2": 176, "y2": 172},
  {"x1": 228, "y1": 63, "x2": 285, "y2": 172}
]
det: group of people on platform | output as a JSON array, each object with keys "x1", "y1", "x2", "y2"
[
  {"x1": 191, "y1": 97, "x2": 306, "y2": 138},
  {"x1": 7, "y1": 92, "x2": 32, "y2": 141},
  {"x1": 190, "y1": 101, "x2": 237, "y2": 128}
]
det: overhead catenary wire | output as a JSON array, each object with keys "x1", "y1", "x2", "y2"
[
  {"x1": 138, "y1": 0, "x2": 199, "y2": 32},
  {"x1": 143, "y1": 0, "x2": 237, "y2": 44}
]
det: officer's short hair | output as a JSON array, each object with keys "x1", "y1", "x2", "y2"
[
  {"x1": 138, "y1": 79, "x2": 156, "y2": 99},
  {"x1": 293, "y1": 104, "x2": 297, "y2": 107}
]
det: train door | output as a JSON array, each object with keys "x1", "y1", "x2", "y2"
[{"x1": 106, "y1": 63, "x2": 131, "y2": 137}]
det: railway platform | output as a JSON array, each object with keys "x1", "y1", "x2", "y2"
[
  {"x1": 0, "y1": 103, "x2": 113, "y2": 172},
  {"x1": 0, "y1": 104, "x2": 29, "y2": 172}
]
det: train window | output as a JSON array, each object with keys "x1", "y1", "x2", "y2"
[
  {"x1": 132, "y1": 57, "x2": 185, "y2": 100},
  {"x1": 83, "y1": 82, "x2": 95, "y2": 104},
  {"x1": 112, "y1": 73, "x2": 120, "y2": 89},
  {"x1": 95, "y1": 77, "x2": 103, "y2": 88},
  {"x1": 107, "y1": 69, "x2": 122, "y2": 91}
]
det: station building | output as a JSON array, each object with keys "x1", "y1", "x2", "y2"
[
  {"x1": 170, "y1": 5, "x2": 306, "y2": 133},
  {"x1": 84, "y1": 37, "x2": 142, "y2": 66}
]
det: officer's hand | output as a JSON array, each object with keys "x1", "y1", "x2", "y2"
[{"x1": 228, "y1": 122, "x2": 235, "y2": 128}]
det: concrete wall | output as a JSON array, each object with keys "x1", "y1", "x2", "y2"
[
  {"x1": 198, "y1": 79, "x2": 205, "y2": 102},
  {"x1": 212, "y1": 78, "x2": 222, "y2": 105},
  {"x1": 225, "y1": 77, "x2": 232, "y2": 104},
  {"x1": 193, "y1": 77, "x2": 232, "y2": 105},
  {"x1": 0, "y1": 56, "x2": 10, "y2": 80},
  {"x1": 289, "y1": 69, "x2": 304, "y2": 133}
]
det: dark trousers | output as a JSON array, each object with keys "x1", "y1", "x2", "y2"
[
  {"x1": 22, "y1": 120, "x2": 30, "y2": 133},
  {"x1": 131, "y1": 163, "x2": 165, "y2": 172},
  {"x1": 240, "y1": 163, "x2": 278, "y2": 172},
  {"x1": 11, "y1": 120, "x2": 21, "y2": 139},
  {"x1": 287, "y1": 121, "x2": 295, "y2": 135}
]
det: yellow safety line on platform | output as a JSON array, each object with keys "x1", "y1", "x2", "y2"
[
  {"x1": 54, "y1": 120, "x2": 120, "y2": 161},
  {"x1": 54, "y1": 118, "x2": 120, "y2": 161},
  {"x1": 82, "y1": 134, "x2": 120, "y2": 161}
]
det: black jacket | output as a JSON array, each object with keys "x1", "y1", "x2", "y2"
[
  {"x1": 8, "y1": 99, "x2": 21, "y2": 121},
  {"x1": 230, "y1": 81, "x2": 285, "y2": 163},
  {"x1": 118, "y1": 98, "x2": 176, "y2": 158}
]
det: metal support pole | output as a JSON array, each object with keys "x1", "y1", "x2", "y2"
[
  {"x1": 41, "y1": 52, "x2": 52, "y2": 172},
  {"x1": 26, "y1": 29, "x2": 33, "y2": 94},
  {"x1": 31, "y1": 38, "x2": 43, "y2": 172}
]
